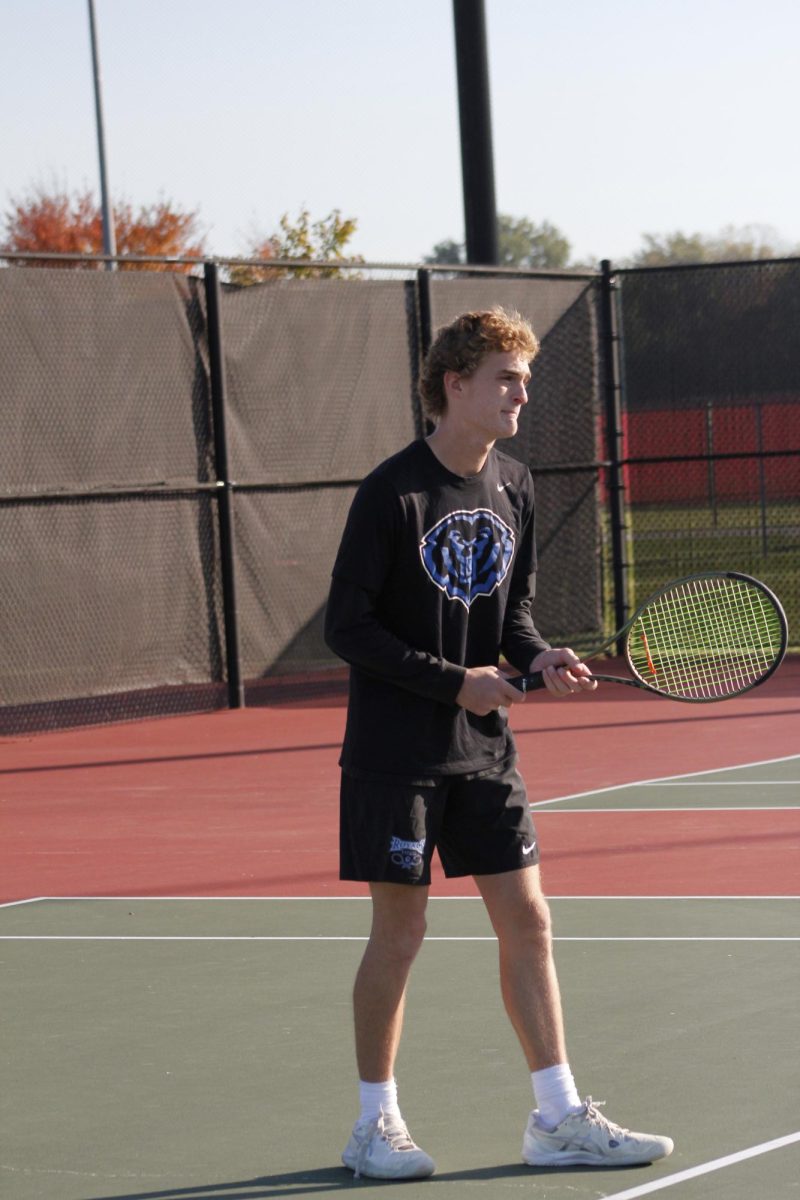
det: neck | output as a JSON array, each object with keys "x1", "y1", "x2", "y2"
[{"x1": 426, "y1": 425, "x2": 493, "y2": 477}]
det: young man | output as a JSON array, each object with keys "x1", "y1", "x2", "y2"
[{"x1": 324, "y1": 307, "x2": 673, "y2": 1180}]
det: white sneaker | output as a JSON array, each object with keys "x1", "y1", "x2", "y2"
[
  {"x1": 342, "y1": 1110, "x2": 435, "y2": 1180},
  {"x1": 522, "y1": 1097, "x2": 674, "y2": 1167}
]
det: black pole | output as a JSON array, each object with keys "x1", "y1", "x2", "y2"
[
  {"x1": 705, "y1": 398, "x2": 717, "y2": 527},
  {"x1": 204, "y1": 262, "x2": 245, "y2": 709},
  {"x1": 417, "y1": 268, "x2": 433, "y2": 364},
  {"x1": 599, "y1": 260, "x2": 628, "y2": 648},
  {"x1": 416, "y1": 268, "x2": 435, "y2": 435},
  {"x1": 452, "y1": 0, "x2": 499, "y2": 265},
  {"x1": 755, "y1": 402, "x2": 769, "y2": 557},
  {"x1": 87, "y1": 0, "x2": 116, "y2": 269}
]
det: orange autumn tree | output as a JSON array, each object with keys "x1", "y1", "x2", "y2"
[{"x1": 2, "y1": 185, "x2": 206, "y2": 271}]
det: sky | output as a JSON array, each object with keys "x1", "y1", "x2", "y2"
[{"x1": 2, "y1": 0, "x2": 799, "y2": 267}]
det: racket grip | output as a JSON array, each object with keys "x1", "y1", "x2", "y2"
[{"x1": 508, "y1": 672, "x2": 546, "y2": 694}]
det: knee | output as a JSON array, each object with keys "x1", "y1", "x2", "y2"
[
  {"x1": 392, "y1": 909, "x2": 428, "y2": 962},
  {"x1": 406, "y1": 924, "x2": 429, "y2": 966},
  {"x1": 371, "y1": 906, "x2": 427, "y2": 965},
  {"x1": 530, "y1": 897, "x2": 554, "y2": 948},
  {"x1": 499, "y1": 893, "x2": 554, "y2": 955}
]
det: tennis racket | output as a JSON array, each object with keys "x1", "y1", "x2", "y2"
[{"x1": 509, "y1": 571, "x2": 788, "y2": 703}]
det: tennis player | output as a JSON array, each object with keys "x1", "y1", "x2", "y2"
[{"x1": 325, "y1": 307, "x2": 673, "y2": 1179}]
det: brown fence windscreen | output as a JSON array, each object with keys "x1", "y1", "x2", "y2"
[
  {"x1": 0, "y1": 268, "x2": 226, "y2": 732},
  {"x1": 1, "y1": 263, "x2": 604, "y2": 730},
  {"x1": 428, "y1": 274, "x2": 604, "y2": 645},
  {"x1": 220, "y1": 276, "x2": 422, "y2": 690},
  {"x1": 0, "y1": 268, "x2": 212, "y2": 490},
  {"x1": 228, "y1": 271, "x2": 605, "y2": 693}
]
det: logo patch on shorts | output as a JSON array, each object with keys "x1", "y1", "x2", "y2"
[
  {"x1": 420, "y1": 508, "x2": 515, "y2": 608},
  {"x1": 389, "y1": 836, "x2": 426, "y2": 871}
]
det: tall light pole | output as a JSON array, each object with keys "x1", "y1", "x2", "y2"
[
  {"x1": 87, "y1": 0, "x2": 116, "y2": 268},
  {"x1": 452, "y1": 0, "x2": 498, "y2": 265}
]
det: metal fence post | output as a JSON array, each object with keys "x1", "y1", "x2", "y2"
[
  {"x1": 417, "y1": 268, "x2": 433, "y2": 363},
  {"x1": 755, "y1": 401, "x2": 769, "y2": 556},
  {"x1": 416, "y1": 268, "x2": 435, "y2": 435},
  {"x1": 204, "y1": 261, "x2": 245, "y2": 709},
  {"x1": 599, "y1": 259, "x2": 628, "y2": 647},
  {"x1": 705, "y1": 398, "x2": 718, "y2": 526}
]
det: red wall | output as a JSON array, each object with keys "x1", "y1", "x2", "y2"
[{"x1": 620, "y1": 401, "x2": 800, "y2": 504}]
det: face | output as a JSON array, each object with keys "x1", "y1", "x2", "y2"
[{"x1": 444, "y1": 350, "x2": 531, "y2": 443}]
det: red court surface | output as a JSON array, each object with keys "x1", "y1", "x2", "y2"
[{"x1": 2, "y1": 657, "x2": 798, "y2": 903}]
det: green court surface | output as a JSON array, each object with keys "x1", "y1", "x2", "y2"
[
  {"x1": 533, "y1": 752, "x2": 800, "y2": 810},
  {"x1": 2, "y1": 762, "x2": 799, "y2": 1200}
]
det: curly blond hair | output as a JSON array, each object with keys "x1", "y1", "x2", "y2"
[{"x1": 419, "y1": 306, "x2": 540, "y2": 419}]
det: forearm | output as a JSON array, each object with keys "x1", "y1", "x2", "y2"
[
  {"x1": 324, "y1": 576, "x2": 465, "y2": 704},
  {"x1": 500, "y1": 514, "x2": 550, "y2": 672},
  {"x1": 501, "y1": 609, "x2": 551, "y2": 674}
]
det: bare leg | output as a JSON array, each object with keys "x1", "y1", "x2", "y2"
[
  {"x1": 353, "y1": 883, "x2": 429, "y2": 1081},
  {"x1": 475, "y1": 866, "x2": 567, "y2": 1070}
]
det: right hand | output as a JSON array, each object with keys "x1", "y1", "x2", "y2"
[
  {"x1": 455, "y1": 666, "x2": 523, "y2": 717},
  {"x1": 529, "y1": 647, "x2": 598, "y2": 697}
]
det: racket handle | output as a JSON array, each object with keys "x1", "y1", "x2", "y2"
[{"x1": 508, "y1": 672, "x2": 546, "y2": 694}]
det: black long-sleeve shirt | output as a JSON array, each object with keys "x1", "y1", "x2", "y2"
[{"x1": 325, "y1": 439, "x2": 550, "y2": 782}]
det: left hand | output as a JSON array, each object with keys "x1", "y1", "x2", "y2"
[{"x1": 529, "y1": 647, "x2": 597, "y2": 697}]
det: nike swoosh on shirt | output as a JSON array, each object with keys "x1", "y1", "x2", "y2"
[
  {"x1": 496, "y1": 482, "x2": 509, "y2": 492},
  {"x1": 522, "y1": 842, "x2": 537, "y2": 856}
]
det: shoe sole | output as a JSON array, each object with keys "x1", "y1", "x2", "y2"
[
  {"x1": 523, "y1": 1147, "x2": 672, "y2": 1167},
  {"x1": 342, "y1": 1153, "x2": 435, "y2": 1179}
]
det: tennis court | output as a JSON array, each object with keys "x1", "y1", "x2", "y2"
[{"x1": 2, "y1": 662, "x2": 799, "y2": 1200}]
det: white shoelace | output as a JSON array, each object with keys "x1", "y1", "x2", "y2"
[
  {"x1": 353, "y1": 1110, "x2": 415, "y2": 1178},
  {"x1": 580, "y1": 1098, "x2": 631, "y2": 1139}
]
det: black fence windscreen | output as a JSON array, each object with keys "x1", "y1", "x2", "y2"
[{"x1": 1, "y1": 254, "x2": 798, "y2": 734}]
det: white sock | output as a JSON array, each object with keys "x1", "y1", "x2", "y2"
[
  {"x1": 531, "y1": 1064, "x2": 582, "y2": 1129},
  {"x1": 359, "y1": 1078, "x2": 401, "y2": 1123}
]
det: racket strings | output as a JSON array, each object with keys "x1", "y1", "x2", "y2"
[
  {"x1": 645, "y1": 582, "x2": 776, "y2": 697},
  {"x1": 629, "y1": 577, "x2": 783, "y2": 699},
  {"x1": 655, "y1": 581, "x2": 775, "y2": 696}
]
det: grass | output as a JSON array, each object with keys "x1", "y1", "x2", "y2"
[{"x1": 623, "y1": 501, "x2": 799, "y2": 650}]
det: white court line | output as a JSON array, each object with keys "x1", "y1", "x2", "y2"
[
  {"x1": 649, "y1": 781, "x2": 799, "y2": 786},
  {"x1": 599, "y1": 1130, "x2": 800, "y2": 1200},
  {"x1": 0, "y1": 896, "x2": 46, "y2": 908},
  {"x1": 5, "y1": 894, "x2": 799, "y2": 901},
  {"x1": 531, "y1": 806, "x2": 799, "y2": 812},
  {"x1": 1, "y1": 935, "x2": 798, "y2": 943},
  {"x1": 530, "y1": 753, "x2": 800, "y2": 808}
]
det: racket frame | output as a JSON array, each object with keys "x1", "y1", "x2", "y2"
[{"x1": 511, "y1": 570, "x2": 788, "y2": 703}]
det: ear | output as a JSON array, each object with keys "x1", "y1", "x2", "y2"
[{"x1": 443, "y1": 370, "x2": 463, "y2": 398}]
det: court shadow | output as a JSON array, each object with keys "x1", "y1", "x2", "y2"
[
  {"x1": 86, "y1": 1160, "x2": 647, "y2": 1199},
  {"x1": 82, "y1": 1168, "x2": 349, "y2": 1200}
]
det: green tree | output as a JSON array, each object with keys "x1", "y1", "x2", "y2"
[
  {"x1": 424, "y1": 238, "x2": 464, "y2": 266},
  {"x1": 627, "y1": 224, "x2": 796, "y2": 267},
  {"x1": 424, "y1": 214, "x2": 572, "y2": 269},
  {"x1": 497, "y1": 215, "x2": 570, "y2": 269},
  {"x1": 229, "y1": 208, "x2": 362, "y2": 284}
]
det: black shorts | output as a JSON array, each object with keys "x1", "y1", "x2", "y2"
[{"x1": 339, "y1": 761, "x2": 539, "y2": 885}]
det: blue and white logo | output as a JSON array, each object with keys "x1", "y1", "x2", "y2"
[
  {"x1": 390, "y1": 836, "x2": 426, "y2": 871},
  {"x1": 420, "y1": 508, "x2": 515, "y2": 608}
]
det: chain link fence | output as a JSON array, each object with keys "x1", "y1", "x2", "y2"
[
  {"x1": 616, "y1": 259, "x2": 800, "y2": 639},
  {"x1": 1, "y1": 253, "x2": 797, "y2": 734}
]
